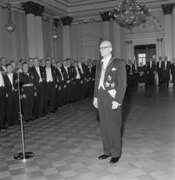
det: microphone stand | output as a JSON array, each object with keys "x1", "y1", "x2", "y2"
[{"x1": 14, "y1": 71, "x2": 34, "y2": 161}]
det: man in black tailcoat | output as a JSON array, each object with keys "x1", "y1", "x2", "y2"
[
  {"x1": 43, "y1": 59, "x2": 57, "y2": 113},
  {"x1": 93, "y1": 41, "x2": 127, "y2": 164},
  {"x1": 29, "y1": 58, "x2": 45, "y2": 118},
  {"x1": 0, "y1": 70, "x2": 7, "y2": 131},
  {"x1": 62, "y1": 60, "x2": 71, "y2": 104},
  {"x1": 56, "y1": 62, "x2": 65, "y2": 107},
  {"x1": 162, "y1": 56, "x2": 171, "y2": 88},
  {"x1": 4, "y1": 64, "x2": 19, "y2": 126},
  {"x1": 157, "y1": 56, "x2": 163, "y2": 86},
  {"x1": 171, "y1": 60, "x2": 175, "y2": 88},
  {"x1": 146, "y1": 58, "x2": 156, "y2": 85}
]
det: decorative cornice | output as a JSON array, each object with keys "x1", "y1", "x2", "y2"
[
  {"x1": 100, "y1": 11, "x2": 111, "y2": 21},
  {"x1": 53, "y1": 18, "x2": 60, "y2": 27},
  {"x1": 61, "y1": 16, "x2": 73, "y2": 26},
  {"x1": 161, "y1": 4, "x2": 174, "y2": 15},
  {"x1": 72, "y1": 15, "x2": 101, "y2": 25},
  {"x1": 22, "y1": 1, "x2": 45, "y2": 16}
]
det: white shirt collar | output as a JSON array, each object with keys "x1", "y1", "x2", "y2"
[
  {"x1": 101, "y1": 55, "x2": 112, "y2": 63},
  {"x1": 101, "y1": 55, "x2": 112, "y2": 69}
]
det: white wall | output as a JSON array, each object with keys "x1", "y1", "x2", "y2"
[
  {"x1": 71, "y1": 22, "x2": 103, "y2": 61},
  {"x1": 0, "y1": 9, "x2": 28, "y2": 61},
  {"x1": 0, "y1": 6, "x2": 175, "y2": 63}
]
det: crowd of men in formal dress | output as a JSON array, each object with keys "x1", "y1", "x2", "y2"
[
  {"x1": 0, "y1": 57, "x2": 96, "y2": 131},
  {"x1": 126, "y1": 56, "x2": 175, "y2": 88},
  {"x1": 1, "y1": 55, "x2": 175, "y2": 131}
]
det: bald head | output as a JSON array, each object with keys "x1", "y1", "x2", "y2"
[
  {"x1": 100, "y1": 41, "x2": 112, "y2": 48},
  {"x1": 99, "y1": 40, "x2": 113, "y2": 58}
]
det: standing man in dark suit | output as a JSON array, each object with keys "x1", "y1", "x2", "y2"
[
  {"x1": 20, "y1": 62, "x2": 35, "y2": 122},
  {"x1": 62, "y1": 60, "x2": 71, "y2": 104},
  {"x1": 56, "y1": 62, "x2": 65, "y2": 107},
  {"x1": 157, "y1": 56, "x2": 163, "y2": 86},
  {"x1": 43, "y1": 59, "x2": 57, "y2": 113},
  {"x1": 171, "y1": 60, "x2": 175, "y2": 88},
  {"x1": 146, "y1": 58, "x2": 156, "y2": 85},
  {"x1": 4, "y1": 64, "x2": 19, "y2": 126},
  {"x1": 162, "y1": 56, "x2": 171, "y2": 88},
  {"x1": 93, "y1": 40, "x2": 127, "y2": 164},
  {"x1": 29, "y1": 58, "x2": 45, "y2": 118},
  {"x1": 0, "y1": 70, "x2": 7, "y2": 131}
]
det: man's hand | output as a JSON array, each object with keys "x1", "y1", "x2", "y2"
[
  {"x1": 112, "y1": 101, "x2": 121, "y2": 110},
  {"x1": 93, "y1": 98, "x2": 98, "y2": 108}
]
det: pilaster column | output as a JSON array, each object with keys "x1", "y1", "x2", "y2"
[
  {"x1": 100, "y1": 11, "x2": 111, "y2": 41},
  {"x1": 113, "y1": 22, "x2": 121, "y2": 58},
  {"x1": 161, "y1": 39, "x2": 165, "y2": 58},
  {"x1": 26, "y1": 14, "x2": 37, "y2": 58},
  {"x1": 35, "y1": 16, "x2": 44, "y2": 59},
  {"x1": 61, "y1": 16, "x2": 73, "y2": 59},
  {"x1": 157, "y1": 38, "x2": 163, "y2": 58},
  {"x1": 172, "y1": 5, "x2": 175, "y2": 59},
  {"x1": 22, "y1": 2, "x2": 45, "y2": 58},
  {"x1": 162, "y1": 4, "x2": 173, "y2": 61},
  {"x1": 125, "y1": 41, "x2": 129, "y2": 63},
  {"x1": 131, "y1": 41, "x2": 134, "y2": 61},
  {"x1": 128, "y1": 40, "x2": 132, "y2": 61},
  {"x1": 156, "y1": 38, "x2": 159, "y2": 62}
]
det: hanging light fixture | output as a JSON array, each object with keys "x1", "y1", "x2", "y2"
[
  {"x1": 110, "y1": 0, "x2": 151, "y2": 30},
  {"x1": 5, "y1": 2, "x2": 15, "y2": 32},
  {"x1": 51, "y1": 18, "x2": 59, "y2": 40}
]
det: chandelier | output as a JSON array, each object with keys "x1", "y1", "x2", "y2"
[
  {"x1": 110, "y1": 0, "x2": 151, "y2": 30},
  {"x1": 5, "y1": 3, "x2": 15, "y2": 32},
  {"x1": 51, "y1": 18, "x2": 59, "y2": 40}
]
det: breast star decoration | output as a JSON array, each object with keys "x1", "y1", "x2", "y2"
[
  {"x1": 108, "y1": 75, "x2": 112, "y2": 81},
  {"x1": 111, "y1": 82, "x2": 116, "y2": 88},
  {"x1": 105, "y1": 82, "x2": 110, "y2": 88}
]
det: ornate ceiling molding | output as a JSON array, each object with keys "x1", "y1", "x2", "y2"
[
  {"x1": 162, "y1": 3, "x2": 174, "y2": 15},
  {"x1": 61, "y1": 16, "x2": 73, "y2": 26},
  {"x1": 100, "y1": 11, "x2": 111, "y2": 21},
  {"x1": 22, "y1": 1, "x2": 45, "y2": 16},
  {"x1": 125, "y1": 15, "x2": 163, "y2": 34}
]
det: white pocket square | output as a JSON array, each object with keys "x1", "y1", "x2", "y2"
[
  {"x1": 112, "y1": 67, "x2": 117, "y2": 71},
  {"x1": 108, "y1": 89, "x2": 117, "y2": 98}
]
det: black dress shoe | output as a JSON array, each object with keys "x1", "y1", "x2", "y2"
[
  {"x1": 110, "y1": 157, "x2": 119, "y2": 164},
  {"x1": 99, "y1": 155, "x2": 110, "y2": 159}
]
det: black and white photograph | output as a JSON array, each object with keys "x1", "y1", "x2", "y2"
[{"x1": 0, "y1": 0, "x2": 175, "y2": 180}]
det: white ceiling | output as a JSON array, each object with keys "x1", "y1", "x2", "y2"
[
  {"x1": 1, "y1": 0, "x2": 175, "y2": 18},
  {"x1": 29, "y1": 0, "x2": 175, "y2": 17}
]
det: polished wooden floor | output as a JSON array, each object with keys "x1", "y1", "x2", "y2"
[{"x1": 0, "y1": 86, "x2": 175, "y2": 180}]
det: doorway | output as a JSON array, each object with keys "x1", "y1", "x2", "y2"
[{"x1": 135, "y1": 44, "x2": 156, "y2": 66}]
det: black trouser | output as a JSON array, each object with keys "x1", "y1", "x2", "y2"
[
  {"x1": 98, "y1": 88, "x2": 122, "y2": 157},
  {"x1": 21, "y1": 86, "x2": 34, "y2": 121},
  {"x1": 0, "y1": 87, "x2": 6, "y2": 129},
  {"x1": 33, "y1": 83, "x2": 45, "y2": 118},
  {"x1": 44, "y1": 82, "x2": 55, "y2": 113},
  {"x1": 6, "y1": 91, "x2": 19, "y2": 126}
]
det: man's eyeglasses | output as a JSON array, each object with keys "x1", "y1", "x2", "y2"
[{"x1": 99, "y1": 46, "x2": 111, "y2": 50}]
